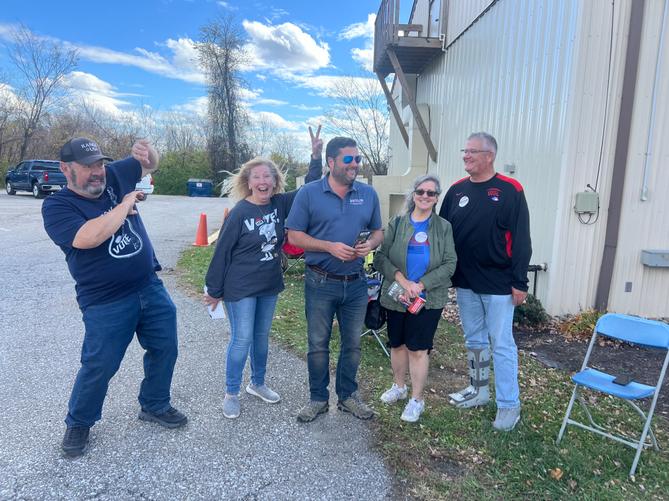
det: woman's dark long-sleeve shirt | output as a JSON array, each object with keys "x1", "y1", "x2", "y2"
[{"x1": 205, "y1": 158, "x2": 322, "y2": 301}]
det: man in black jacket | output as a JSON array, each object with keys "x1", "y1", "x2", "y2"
[{"x1": 440, "y1": 132, "x2": 531, "y2": 431}]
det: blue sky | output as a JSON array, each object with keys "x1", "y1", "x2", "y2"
[{"x1": 0, "y1": 0, "x2": 385, "y2": 145}]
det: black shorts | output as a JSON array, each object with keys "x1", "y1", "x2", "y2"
[{"x1": 386, "y1": 307, "x2": 442, "y2": 351}]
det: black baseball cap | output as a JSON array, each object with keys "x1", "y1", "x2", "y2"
[{"x1": 60, "y1": 137, "x2": 113, "y2": 165}]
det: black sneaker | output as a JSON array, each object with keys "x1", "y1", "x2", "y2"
[
  {"x1": 138, "y1": 406, "x2": 188, "y2": 428},
  {"x1": 62, "y1": 426, "x2": 90, "y2": 458}
]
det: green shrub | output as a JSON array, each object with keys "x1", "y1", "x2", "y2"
[
  {"x1": 513, "y1": 293, "x2": 549, "y2": 327},
  {"x1": 152, "y1": 150, "x2": 212, "y2": 196}
]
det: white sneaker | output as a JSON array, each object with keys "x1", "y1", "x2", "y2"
[
  {"x1": 400, "y1": 398, "x2": 425, "y2": 422},
  {"x1": 380, "y1": 383, "x2": 408, "y2": 404}
]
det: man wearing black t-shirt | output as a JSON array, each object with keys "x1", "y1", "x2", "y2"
[
  {"x1": 43, "y1": 138, "x2": 187, "y2": 458},
  {"x1": 439, "y1": 132, "x2": 531, "y2": 431}
]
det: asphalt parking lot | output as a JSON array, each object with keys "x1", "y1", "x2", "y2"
[{"x1": 0, "y1": 192, "x2": 392, "y2": 500}]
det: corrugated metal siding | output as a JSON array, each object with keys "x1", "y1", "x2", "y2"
[
  {"x1": 385, "y1": 0, "x2": 667, "y2": 316},
  {"x1": 609, "y1": 0, "x2": 669, "y2": 317},
  {"x1": 411, "y1": 0, "x2": 430, "y2": 31},
  {"x1": 446, "y1": 0, "x2": 496, "y2": 45},
  {"x1": 544, "y1": 0, "x2": 631, "y2": 315},
  {"x1": 417, "y1": 0, "x2": 581, "y2": 311}
]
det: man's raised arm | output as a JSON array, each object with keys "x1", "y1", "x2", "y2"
[{"x1": 132, "y1": 139, "x2": 160, "y2": 177}]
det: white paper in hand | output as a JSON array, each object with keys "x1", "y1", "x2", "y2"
[
  {"x1": 204, "y1": 285, "x2": 226, "y2": 319},
  {"x1": 208, "y1": 301, "x2": 226, "y2": 319}
]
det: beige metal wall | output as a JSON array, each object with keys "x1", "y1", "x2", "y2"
[
  {"x1": 419, "y1": 0, "x2": 583, "y2": 311},
  {"x1": 542, "y1": 0, "x2": 631, "y2": 315},
  {"x1": 385, "y1": 0, "x2": 668, "y2": 316},
  {"x1": 446, "y1": 0, "x2": 496, "y2": 45},
  {"x1": 608, "y1": 0, "x2": 669, "y2": 317},
  {"x1": 410, "y1": 0, "x2": 430, "y2": 32}
]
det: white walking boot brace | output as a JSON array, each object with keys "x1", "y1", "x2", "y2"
[{"x1": 449, "y1": 348, "x2": 491, "y2": 408}]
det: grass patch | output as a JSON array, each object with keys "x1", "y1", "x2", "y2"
[{"x1": 178, "y1": 248, "x2": 669, "y2": 499}]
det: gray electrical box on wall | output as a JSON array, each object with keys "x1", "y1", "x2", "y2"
[
  {"x1": 641, "y1": 250, "x2": 669, "y2": 268},
  {"x1": 574, "y1": 192, "x2": 599, "y2": 214}
]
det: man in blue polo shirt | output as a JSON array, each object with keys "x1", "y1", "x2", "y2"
[
  {"x1": 42, "y1": 137, "x2": 187, "y2": 458},
  {"x1": 286, "y1": 136, "x2": 383, "y2": 422}
]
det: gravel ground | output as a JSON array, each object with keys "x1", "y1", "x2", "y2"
[{"x1": 0, "y1": 192, "x2": 392, "y2": 500}]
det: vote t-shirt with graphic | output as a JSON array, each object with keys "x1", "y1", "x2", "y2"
[
  {"x1": 205, "y1": 196, "x2": 294, "y2": 302},
  {"x1": 42, "y1": 157, "x2": 159, "y2": 309},
  {"x1": 406, "y1": 216, "x2": 430, "y2": 296}
]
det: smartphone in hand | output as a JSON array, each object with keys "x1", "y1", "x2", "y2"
[{"x1": 354, "y1": 230, "x2": 371, "y2": 246}]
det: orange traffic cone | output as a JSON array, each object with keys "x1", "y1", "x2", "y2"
[{"x1": 193, "y1": 213, "x2": 209, "y2": 246}]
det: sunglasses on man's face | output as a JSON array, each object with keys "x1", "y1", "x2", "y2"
[
  {"x1": 414, "y1": 189, "x2": 439, "y2": 197},
  {"x1": 341, "y1": 155, "x2": 362, "y2": 164}
]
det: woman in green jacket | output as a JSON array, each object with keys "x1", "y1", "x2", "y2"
[{"x1": 373, "y1": 174, "x2": 457, "y2": 422}]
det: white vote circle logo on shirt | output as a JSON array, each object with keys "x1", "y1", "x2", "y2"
[
  {"x1": 459, "y1": 195, "x2": 470, "y2": 207},
  {"x1": 414, "y1": 231, "x2": 428, "y2": 243}
]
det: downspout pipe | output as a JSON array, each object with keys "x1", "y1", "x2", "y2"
[
  {"x1": 595, "y1": 0, "x2": 645, "y2": 311},
  {"x1": 640, "y1": 0, "x2": 668, "y2": 201}
]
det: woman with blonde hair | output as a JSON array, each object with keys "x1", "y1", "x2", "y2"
[
  {"x1": 204, "y1": 154, "x2": 320, "y2": 419},
  {"x1": 374, "y1": 174, "x2": 457, "y2": 422}
]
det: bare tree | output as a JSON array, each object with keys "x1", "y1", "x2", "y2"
[
  {"x1": 324, "y1": 76, "x2": 389, "y2": 175},
  {"x1": 0, "y1": 75, "x2": 20, "y2": 162},
  {"x1": 162, "y1": 111, "x2": 206, "y2": 153},
  {"x1": 271, "y1": 132, "x2": 301, "y2": 169},
  {"x1": 5, "y1": 25, "x2": 78, "y2": 159},
  {"x1": 246, "y1": 114, "x2": 280, "y2": 158},
  {"x1": 197, "y1": 16, "x2": 249, "y2": 179}
]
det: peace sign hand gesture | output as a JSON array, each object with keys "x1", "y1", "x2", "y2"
[{"x1": 309, "y1": 124, "x2": 323, "y2": 160}]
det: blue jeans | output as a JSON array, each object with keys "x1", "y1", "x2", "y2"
[
  {"x1": 66, "y1": 275, "x2": 178, "y2": 427},
  {"x1": 304, "y1": 267, "x2": 367, "y2": 402},
  {"x1": 223, "y1": 295, "x2": 278, "y2": 395},
  {"x1": 456, "y1": 287, "x2": 520, "y2": 408}
]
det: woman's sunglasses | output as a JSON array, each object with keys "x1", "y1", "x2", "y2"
[
  {"x1": 414, "y1": 189, "x2": 439, "y2": 197},
  {"x1": 341, "y1": 155, "x2": 362, "y2": 164}
]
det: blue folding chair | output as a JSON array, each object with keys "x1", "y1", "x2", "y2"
[{"x1": 556, "y1": 313, "x2": 669, "y2": 476}]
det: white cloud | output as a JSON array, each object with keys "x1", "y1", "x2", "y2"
[
  {"x1": 277, "y1": 73, "x2": 379, "y2": 99},
  {"x1": 0, "y1": 22, "x2": 16, "y2": 40},
  {"x1": 69, "y1": 37, "x2": 205, "y2": 84},
  {"x1": 266, "y1": 7, "x2": 289, "y2": 21},
  {"x1": 338, "y1": 14, "x2": 376, "y2": 72},
  {"x1": 243, "y1": 20, "x2": 330, "y2": 72},
  {"x1": 351, "y1": 47, "x2": 374, "y2": 72},
  {"x1": 0, "y1": 24, "x2": 206, "y2": 85},
  {"x1": 251, "y1": 110, "x2": 299, "y2": 131},
  {"x1": 0, "y1": 83, "x2": 22, "y2": 111},
  {"x1": 293, "y1": 104, "x2": 322, "y2": 111},
  {"x1": 238, "y1": 87, "x2": 261, "y2": 101},
  {"x1": 217, "y1": 1, "x2": 238, "y2": 10},
  {"x1": 256, "y1": 98, "x2": 287, "y2": 106},
  {"x1": 339, "y1": 14, "x2": 376, "y2": 40},
  {"x1": 172, "y1": 96, "x2": 209, "y2": 116},
  {"x1": 62, "y1": 71, "x2": 132, "y2": 116}
]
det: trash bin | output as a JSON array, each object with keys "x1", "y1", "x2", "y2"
[{"x1": 187, "y1": 178, "x2": 213, "y2": 197}]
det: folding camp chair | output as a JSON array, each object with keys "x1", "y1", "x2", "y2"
[
  {"x1": 556, "y1": 313, "x2": 669, "y2": 476},
  {"x1": 280, "y1": 241, "x2": 304, "y2": 273},
  {"x1": 361, "y1": 263, "x2": 390, "y2": 358}
]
